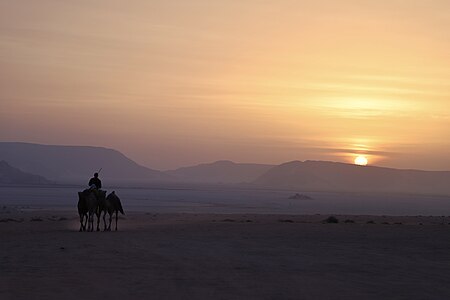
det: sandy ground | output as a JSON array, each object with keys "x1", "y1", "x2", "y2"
[{"x1": 1, "y1": 208, "x2": 450, "y2": 300}]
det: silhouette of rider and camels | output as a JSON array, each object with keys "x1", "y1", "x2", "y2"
[{"x1": 77, "y1": 172, "x2": 124, "y2": 232}]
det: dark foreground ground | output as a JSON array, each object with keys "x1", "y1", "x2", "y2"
[{"x1": 1, "y1": 210, "x2": 450, "y2": 300}]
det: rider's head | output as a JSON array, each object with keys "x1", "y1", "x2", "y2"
[{"x1": 94, "y1": 173, "x2": 99, "y2": 178}]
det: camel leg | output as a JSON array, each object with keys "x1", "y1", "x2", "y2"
[
  {"x1": 83, "y1": 214, "x2": 87, "y2": 231},
  {"x1": 108, "y1": 214, "x2": 112, "y2": 231},
  {"x1": 89, "y1": 212, "x2": 93, "y2": 232},
  {"x1": 96, "y1": 212, "x2": 101, "y2": 231},
  {"x1": 91, "y1": 213, "x2": 94, "y2": 232},
  {"x1": 83, "y1": 214, "x2": 88, "y2": 231},
  {"x1": 115, "y1": 211, "x2": 118, "y2": 231},
  {"x1": 79, "y1": 214, "x2": 87, "y2": 232},
  {"x1": 79, "y1": 214, "x2": 83, "y2": 232},
  {"x1": 103, "y1": 211, "x2": 107, "y2": 231}
]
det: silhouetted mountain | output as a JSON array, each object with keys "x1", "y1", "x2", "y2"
[
  {"x1": 0, "y1": 160, "x2": 51, "y2": 185},
  {"x1": 253, "y1": 160, "x2": 450, "y2": 195},
  {"x1": 0, "y1": 142, "x2": 170, "y2": 183},
  {"x1": 166, "y1": 160, "x2": 274, "y2": 183}
]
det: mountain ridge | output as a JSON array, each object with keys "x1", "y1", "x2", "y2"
[
  {"x1": 166, "y1": 160, "x2": 274, "y2": 183},
  {"x1": 0, "y1": 160, "x2": 51, "y2": 185},
  {"x1": 1, "y1": 142, "x2": 449, "y2": 194},
  {"x1": 253, "y1": 160, "x2": 450, "y2": 194},
  {"x1": 0, "y1": 142, "x2": 170, "y2": 183}
]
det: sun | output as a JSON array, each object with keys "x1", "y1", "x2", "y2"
[{"x1": 354, "y1": 155, "x2": 368, "y2": 166}]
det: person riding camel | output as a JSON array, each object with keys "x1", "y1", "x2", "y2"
[{"x1": 88, "y1": 172, "x2": 102, "y2": 190}]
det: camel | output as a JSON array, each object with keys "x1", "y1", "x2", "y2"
[
  {"x1": 78, "y1": 189, "x2": 106, "y2": 232},
  {"x1": 100, "y1": 191, "x2": 125, "y2": 231},
  {"x1": 77, "y1": 191, "x2": 88, "y2": 231}
]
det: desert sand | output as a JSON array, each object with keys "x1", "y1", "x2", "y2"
[{"x1": 2, "y1": 207, "x2": 450, "y2": 300}]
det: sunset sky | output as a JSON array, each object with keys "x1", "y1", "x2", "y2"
[{"x1": 1, "y1": 0, "x2": 449, "y2": 170}]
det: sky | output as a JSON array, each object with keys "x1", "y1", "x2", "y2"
[{"x1": 0, "y1": 0, "x2": 449, "y2": 170}]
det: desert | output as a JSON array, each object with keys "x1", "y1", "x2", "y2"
[{"x1": 2, "y1": 185, "x2": 450, "y2": 300}]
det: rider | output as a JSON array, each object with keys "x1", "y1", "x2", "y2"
[{"x1": 88, "y1": 172, "x2": 102, "y2": 190}]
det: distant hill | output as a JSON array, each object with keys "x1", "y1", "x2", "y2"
[
  {"x1": 253, "y1": 160, "x2": 450, "y2": 195},
  {"x1": 166, "y1": 160, "x2": 274, "y2": 183},
  {"x1": 0, "y1": 142, "x2": 170, "y2": 183},
  {"x1": 0, "y1": 160, "x2": 51, "y2": 185}
]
